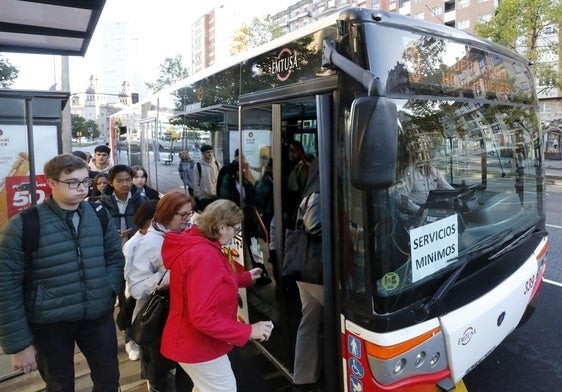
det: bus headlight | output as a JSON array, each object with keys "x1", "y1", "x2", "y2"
[
  {"x1": 415, "y1": 351, "x2": 426, "y2": 367},
  {"x1": 365, "y1": 327, "x2": 448, "y2": 385},
  {"x1": 393, "y1": 358, "x2": 407, "y2": 375},
  {"x1": 429, "y1": 352, "x2": 441, "y2": 368}
]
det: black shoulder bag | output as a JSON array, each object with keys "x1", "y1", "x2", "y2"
[
  {"x1": 282, "y1": 192, "x2": 323, "y2": 284},
  {"x1": 129, "y1": 271, "x2": 170, "y2": 345}
]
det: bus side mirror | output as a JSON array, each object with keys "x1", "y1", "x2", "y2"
[{"x1": 350, "y1": 96, "x2": 398, "y2": 189}]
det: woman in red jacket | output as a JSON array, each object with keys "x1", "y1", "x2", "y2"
[{"x1": 161, "y1": 199, "x2": 274, "y2": 391}]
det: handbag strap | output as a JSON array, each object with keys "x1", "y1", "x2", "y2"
[{"x1": 155, "y1": 270, "x2": 168, "y2": 290}]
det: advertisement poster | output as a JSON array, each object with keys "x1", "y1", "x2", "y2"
[
  {"x1": 0, "y1": 124, "x2": 59, "y2": 226},
  {"x1": 5, "y1": 175, "x2": 51, "y2": 219},
  {"x1": 229, "y1": 130, "x2": 272, "y2": 182}
]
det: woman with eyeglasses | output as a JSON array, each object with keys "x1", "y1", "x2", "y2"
[
  {"x1": 126, "y1": 190, "x2": 195, "y2": 392},
  {"x1": 160, "y1": 199, "x2": 274, "y2": 392},
  {"x1": 98, "y1": 164, "x2": 148, "y2": 242}
]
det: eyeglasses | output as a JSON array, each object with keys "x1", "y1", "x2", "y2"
[
  {"x1": 230, "y1": 225, "x2": 242, "y2": 234},
  {"x1": 175, "y1": 210, "x2": 194, "y2": 220},
  {"x1": 55, "y1": 178, "x2": 93, "y2": 189}
]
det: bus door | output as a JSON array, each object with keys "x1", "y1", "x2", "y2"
[{"x1": 237, "y1": 97, "x2": 319, "y2": 377}]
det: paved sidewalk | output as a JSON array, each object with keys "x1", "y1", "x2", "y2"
[{"x1": 0, "y1": 312, "x2": 291, "y2": 392}]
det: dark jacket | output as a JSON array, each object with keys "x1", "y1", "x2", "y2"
[
  {"x1": 98, "y1": 184, "x2": 148, "y2": 238},
  {"x1": 0, "y1": 197, "x2": 124, "y2": 354},
  {"x1": 217, "y1": 161, "x2": 255, "y2": 206},
  {"x1": 140, "y1": 185, "x2": 160, "y2": 200}
]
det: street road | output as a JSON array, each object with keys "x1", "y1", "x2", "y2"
[{"x1": 463, "y1": 184, "x2": 562, "y2": 391}]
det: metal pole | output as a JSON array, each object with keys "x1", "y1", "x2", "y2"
[{"x1": 61, "y1": 56, "x2": 72, "y2": 153}]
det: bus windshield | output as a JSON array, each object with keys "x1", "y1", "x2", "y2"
[{"x1": 340, "y1": 24, "x2": 544, "y2": 323}]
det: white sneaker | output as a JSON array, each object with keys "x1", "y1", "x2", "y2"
[{"x1": 125, "y1": 340, "x2": 141, "y2": 361}]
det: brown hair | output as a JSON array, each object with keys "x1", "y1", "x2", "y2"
[
  {"x1": 44, "y1": 153, "x2": 88, "y2": 180},
  {"x1": 134, "y1": 200, "x2": 158, "y2": 229},
  {"x1": 195, "y1": 199, "x2": 244, "y2": 241},
  {"x1": 131, "y1": 165, "x2": 148, "y2": 179},
  {"x1": 154, "y1": 190, "x2": 192, "y2": 227},
  {"x1": 90, "y1": 173, "x2": 109, "y2": 197}
]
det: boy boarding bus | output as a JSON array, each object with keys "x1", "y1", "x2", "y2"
[{"x1": 111, "y1": 8, "x2": 548, "y2": 391}]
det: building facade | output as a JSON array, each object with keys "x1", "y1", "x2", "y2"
[{"x1": 70, "y1": 76, "x2": 132, "y2": 141}]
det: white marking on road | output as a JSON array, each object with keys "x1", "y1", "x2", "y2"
[
  {"x1": 546, "y1": 223, "x2": 562, "y2": 229},
  {"x1": 544, "y1": 278, "x2": 562, "y2": 287}
]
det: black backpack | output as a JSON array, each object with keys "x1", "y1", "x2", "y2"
[{"x1": 196, "y1": 160, "x2": 220, "y2": 183}]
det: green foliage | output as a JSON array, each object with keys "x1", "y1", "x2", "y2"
[
  {"x1": 231, "y1": 16, "x2": 284, "y2": 55},
  {"x1": 71, "y1": 114, "x2": 100, "y2": 139},
  {"x1": 145, "y1": 54, "x2": 189, "y2": 93},
  {"x1": 0, "y1": 56, "x2": 19, "y2": 88},
  {"x1": 231, "y1": 23, "x2": 251, "y2": 56},
  {"x1": 475, "y1": 0, "x2": 562, "y2": 91}
]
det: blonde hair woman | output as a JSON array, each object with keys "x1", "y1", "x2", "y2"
[{"x1": 161, "y1": 199, "x2": 274, "y2": 392}]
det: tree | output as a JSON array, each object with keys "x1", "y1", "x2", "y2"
[
  {"x1": 71, "y1": 114, "x2": 100, "y2": 140},
  {"x1": 475, "y1": 0, "x2": 562, "y2": 92},
  {"x1": 145, "y1": 54, "x2": 189, "y2": 93},
  {"x1": 0, "y1": 56, "x2": 19, "y2": 88},
  {"x1": 230, "y1": 16, "x2": 284, "y2": 56}
]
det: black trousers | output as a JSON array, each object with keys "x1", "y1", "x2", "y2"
[
  {"x1": 140, "y1": 342, "x2": 193, "y2": 391},
  {"x1": 32, "y1": 310, "x2": 120, "y2": 392}
]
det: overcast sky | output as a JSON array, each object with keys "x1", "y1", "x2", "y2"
[{"x1": 4, "y1": 0, "x2": 296, "y2": 93}]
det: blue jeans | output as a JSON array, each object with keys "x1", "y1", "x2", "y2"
[{"x1": 31, "y1": 310, "x2": 120, "y2": 392}]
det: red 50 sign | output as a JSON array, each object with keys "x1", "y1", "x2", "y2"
[{"x1": 6, "y1": 175, "x2": 51, "y2": 218}]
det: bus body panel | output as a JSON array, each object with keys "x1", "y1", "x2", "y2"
[{"x1": 439, "y1": 242, "x2": 542, "y2": 381}]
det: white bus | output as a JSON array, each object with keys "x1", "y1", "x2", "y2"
[{"x1": 112, "y1": 8, "x2": 548, "y2": 391}]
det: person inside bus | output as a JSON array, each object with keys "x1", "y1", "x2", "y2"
[
  {"x1": 291, "y1": 158, "x2": 324, "y2": 392},
  {"x1": 216, "y1": 151, "x2": 272, "y2": 286},
  {"x1": 398, "y1": 131, "x2": 453, "y2": 214},
  {"x1": 283, "y1": 140, "x2": 311, "y2": 229}
]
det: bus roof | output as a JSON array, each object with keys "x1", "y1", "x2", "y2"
[{"x1": 114, "y1": 7, "x2": 531, "y2": 115}]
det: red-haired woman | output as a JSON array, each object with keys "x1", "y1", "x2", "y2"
[{"x1": 125, "y1": 190, "x2": 194, "y2": 391}]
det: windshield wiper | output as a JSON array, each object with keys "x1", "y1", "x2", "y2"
[
  {"x1": 489, "y1": 226, "x2": 545, "y2": 260},
  {"x1": 413, "y1": 231, "x2": 510, "y2": 322}
]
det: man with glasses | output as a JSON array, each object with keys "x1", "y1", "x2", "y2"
[
  {"x1": 0, "y1": 153, "x2": 124, "y2": 391},
  {"x1": 192, "y1": 144, "x2": 221, "y2": 212}
]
